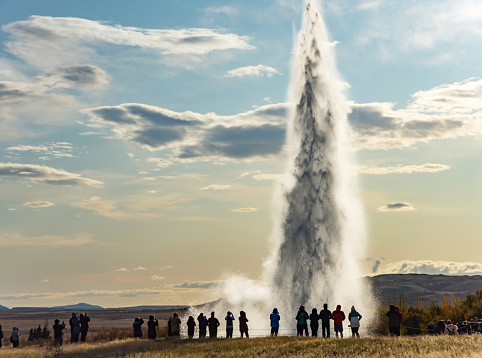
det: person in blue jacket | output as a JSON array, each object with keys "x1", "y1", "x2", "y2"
[{"x1": 270, "y1": 308, "x2": 281, "y2": 336}]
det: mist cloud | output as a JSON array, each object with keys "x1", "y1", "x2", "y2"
[{"x1": 361, "y1": 163, "x2": 451, "y2": 175}]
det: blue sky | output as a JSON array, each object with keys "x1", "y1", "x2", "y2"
[{"x1": 1, "y1": 0, "x2": 482, "y2": 307}]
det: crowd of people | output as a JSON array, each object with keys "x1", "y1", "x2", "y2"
[
  {"x1": 1, "y1": 303, "x2": 481, "y2": 348},
  {"x1": 162, "y1": 304, "x2": 363, "y2": 340}
]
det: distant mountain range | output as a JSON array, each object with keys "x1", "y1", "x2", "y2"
[
  {"x1": 367, "y1": 274, "x2": 482, "y2": 305},
  {"x1": 1, "y1": 275, "x2": 480, "y2": 310}
]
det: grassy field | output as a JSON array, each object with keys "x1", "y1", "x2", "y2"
[{"x1": 0, "y1": 335, "x2": 481, "y2": 357}]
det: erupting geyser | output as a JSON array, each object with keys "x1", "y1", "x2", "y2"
[
  {"x1": 265, "y1": 0, "x2": 372, "y2": 326},
  {"x1": 189, "y1": 0, "x2": 373, "y2": 335}
]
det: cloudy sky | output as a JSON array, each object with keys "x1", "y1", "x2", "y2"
[{"x1": 1, "y1": 0, "x2": 481, "y2": 308}]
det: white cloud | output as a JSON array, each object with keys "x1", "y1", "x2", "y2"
[
  {"x1": 377, "y1": 202, "x2": 416, "y2": 212},
  {"x1": 224, "y1": 65, "x2": 280, "y2": 78},
  {"x1": 80, "y1": 78, "x2": 482, "y2": 162},
  {"x1": 263, "y1": 97, "x2": 272, "y2": 102},
  {"x1": 0, "y1": 233, "x2": 94, "y2": 247},
  {"x1": 133, "y1": 266, "x2": 147, "y2": 271},
  {"x1": 116, "y1": 268, "x2": 129, "y2": 272},
  {"x1": 150, "y1": 275, "x2": 165, "y2": 281},
  {"x1": 40, "y1": 279, "x2": 49, "y2": 283},
  {"x1": 2, "y1": 16, "x2": 255, "y2": 69},
  {"x1": 0, "y1": 162, "x2": 103, "y2": 187},
  {"x1": 373, "y1": 260, "x2": 482, "y2": 275},
  {"x1": 231, "y1": 207, "x2": 258, "y2": 213},
  {"x1": 23, "y1": 201, "x2": 55, "y2": 208},
  {"x1": 252, "y1": 174, "x2": 280, "y2": 181},
  {"x1": 360, "y1": 163, "x2": 451, "y2": 175},
  {"x1": 6, "y1": 142, "x2": 75, "y2": 160},
  {"x1": 200, "y1": 184, "x2": 231, "y2": 191}
]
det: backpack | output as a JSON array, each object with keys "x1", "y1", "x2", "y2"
[{"x1": 226, "y1": 316, "x2": 233, "y2": 326}]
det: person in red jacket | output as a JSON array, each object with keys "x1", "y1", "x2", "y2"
[{"x1": 331, "y1": 305, "x2": 346, "y2": 338}]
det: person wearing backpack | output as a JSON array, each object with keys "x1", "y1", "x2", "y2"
[
  {"x1": 445, "y1": 320, "x2": 459, "y2": 335},
  {"x1": 225, "y1": 311, "x2": 235, "y2": 338}
]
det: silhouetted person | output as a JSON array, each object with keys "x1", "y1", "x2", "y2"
[
  {"x1": 42, "y1": 324, "x2": 50, "y2": 339},
  {"x1": 434, "y1": 320, "x2": 446, "y2": 335},
  {"x1": 69, "y1": 312, "x2": 81, "y2": 343},
  {"x1": 310, "y1": 308, "x2": 320, "y2": 337},
  {"x1": 197, "y1": 313, "x2": 208, "y2": 339},
  {"x1": 427, "y1": 322, "x2": 434, "y2": 335},
  {"x1": 28, "y1": 328, "x2": 34, "y2": 341},
  {"x1": 396, "y1": 306, "x2": 403, "y2": 333},
  {"x1": 36, "y1": 325, "x2": 42, "y2": 339},
  {"x1": 187, "y1": 316, "x2": 196, "y2": 339},
  {"x1": 10, "y1": 327, "x2": 20, "y2": 348},
  {"x1": 239, "y1": 311, "x2": 249, "y2": 338},
  {"x1": 79, "y1": 313, "x2": 90, "y2": 342},
  {"x1": 147, "y1": 315, "x2": 158, "y2": 339},
  {"x1": 0, "y1": 325, "x2": 3, "y2": 348},
  {"x1": 320, "y1": 304, "x2": 332, "y2": 338},
  {"x1": 270, "y1": 308, "x2": 281, "y2": 336},
  {"x1": 207, "y1": 312, "x2": 220, "y2": 338},
  {"x1": 386, "y1": 305, "x2": 400, "y2": 337},
  {"x1": 53, "y1": 319, "x2": 66, "y2": 347},
  {"x1": 348, "y1": 306, "x2": 362, "y2": 338},
  {"x1": 133, "y1": 317, "x2": 144, "y2": 338},
  {"x1": 170, "y1": 313, "x2": 181, "y2": 337},
  {"x1": 225, "y1": 311, "x2": 235, "y2": 338},
  {"x1": 331, "y1": 305, "x2": 345, "y2": 338},
  {"x1": 296, "y1": 305, "x2": 309, "y2": 336}
]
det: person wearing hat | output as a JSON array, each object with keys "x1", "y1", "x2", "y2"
[{"x1": 53, "y1": 319, "x2": 66, "y2": 346}]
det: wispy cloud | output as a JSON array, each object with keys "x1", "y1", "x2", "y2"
[
  {"x1": 224, "y1": 65, "x2": 280, "y2": 78},
  {"x1": 377, "y1": 202, "x2": 416, "y2": 212},
  {"x1": 23, "y1": 201, "x2": 55, "y2": 209},
  {"x1": 0, "y1": 162, "x2": 103, "y2": 187},
  {"x1": 6, "y1": 142, "x2": 75, "y2": 160},
  {"x1": 150, "y1": 275, "x2": 164, "y2": 281},
  {"x1": 360, "y1": 163, "x2": 450, "y2": 175},
  {"x1": 252, "y1": 174, "x2": 280, "y2": 181},
  {"x1": 37, "y1": 65, "x2": 108, "y2": 89},
  {"x1": 0, "y1": 233, "x2": 94, "y2": 247},
  {"x1": 205, "y1": 6, "x2": 238, "y2": 16},
  {"x1": 2, "y1": 16, "x2": 255, "y2": 69},
  {"x1": 231, "y1": 207, "x2": 258, "y2": 213},
  {"x1": 200, "y1": 184, "x2": 231, "y2": 191}
]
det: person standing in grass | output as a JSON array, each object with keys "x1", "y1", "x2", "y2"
[
  {"x1": 147, "y1": 315, "x2": 159, "y2": 340},
  {"x1": 10, "y1": 327, "x2": 20, "y2": 348},
  {"x1": 53, "y1": 319, "x2": 66, "y2": 347},
  {"x1": 386, "y1": 305, "x2": 400, "y2": 337},
  {"x1": 239, "y1": 311, "x2": 249, "y2": 338},
  {"x1": 69, "y1": 312, "x2": 81, "y2": 343},
  {"x1": 270, "y1": 308, "x2": 281, "y2": 336},
  {"x1": 79, "y1": 313, "x2": 90, "y2": 343},
  {"x1": 207, "y1": 312, "x2": 220, "y2": 338},
  {"x1": 296, "y1": 305, "x2": 309, "y2": 336},
  {"x1": 187, "y1": 316, "x2": 196, "y2": 339},
  {"x1": 170, "y1": 313, "x2": 181, "y2": 337},
  {"x1": 348, "y1": 306, "x2": 362, "y2": 338},
  {"x1": 331, "y1": 305, "x2": 345, "y2": 339},
  {"x1": 319, "y1": 304, "x2": 332, "y2": 338},
  {"x1": 225, "y1": 311, "x2": 235, "y2": 338},
  {"x1": 0, "y1": 325, "x2": 3, "y2": 348},
  {"x1": 197, "y1": 313, "x2": 208, "y2": 339},
  {"x1": 310, "y1": 308, "x2": 320, "y2": 337},
  {"x1": 133, "y1": 317, "x2": 144, "y2": 338}
]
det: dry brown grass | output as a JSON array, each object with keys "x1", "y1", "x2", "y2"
[{"x1": 0, "y1": 335, "x2": 480, "y2": 357}]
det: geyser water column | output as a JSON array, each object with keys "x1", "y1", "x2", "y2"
[{"x1": 266, "y1": 0, "x2": 370, "y2": 323}]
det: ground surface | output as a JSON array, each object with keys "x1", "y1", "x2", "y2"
[
  {"x1": 0, "y1": 335, "x2": 481, "y2": 357},
  {"x1": 0, "y1": 308, "x2": 184, "y2": 338}
]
